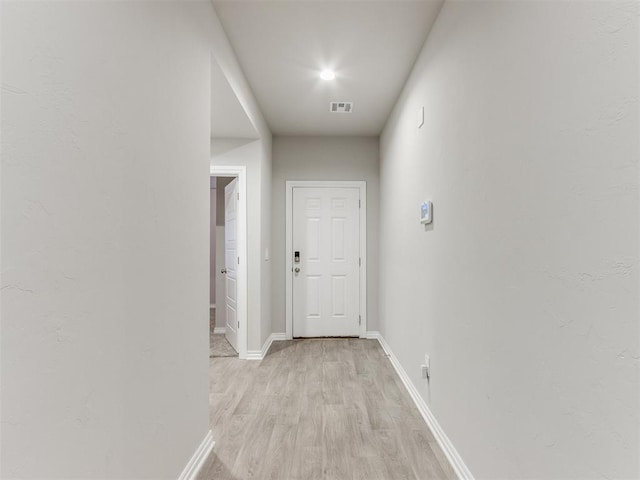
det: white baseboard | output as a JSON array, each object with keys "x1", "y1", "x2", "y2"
[
  {"x1": 213, "y1": 327, "x2": 226, "y2": 334},
  {"x1": 246, "y1": 332, "x2": 287, "y2": 360},
  {"x1": 177, "y1": 430, "x2": 214, "y2": 480},
  {"x1": 368, "y1": 331, "x2": 474, "y2": 480},
  {"x1": 246, "y1": 350, "x2": 263, "y2": 360}
]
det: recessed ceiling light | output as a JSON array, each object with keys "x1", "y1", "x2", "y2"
[{"x1": 320, "y1": 69, "x2": 336, "y2": 81}]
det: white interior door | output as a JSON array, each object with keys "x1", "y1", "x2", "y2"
[
  {"x1": 224, "y1": 179, "x2": 239, "y2": 352},
  {"x1": 215, "y1": 226, "x2": 226, "y2": 330},
  {"x1": 292, "y1": 187, "x2": 360, "y2": 337}
]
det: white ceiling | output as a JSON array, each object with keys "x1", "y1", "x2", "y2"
[
  {"x1": 213, "y1": 0, "x2": 444, "y2": 136},
  {"x1": 211, "y1": 54, "x2": 259, "y2": 139}
]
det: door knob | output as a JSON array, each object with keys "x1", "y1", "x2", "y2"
[
  {"x1": 294, "y1": 267, "x2": 300, "y2": 273},
  {"x1": 221, "y1": 268, "x2": 227, "y2": 274}
]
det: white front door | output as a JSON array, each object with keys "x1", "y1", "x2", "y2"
[
  {"x1": 292, "y1": 187, "x2": 360, "y2": 337},
  {"x1": 224, "y1": 179, "x2": 239, "y2": 352}
]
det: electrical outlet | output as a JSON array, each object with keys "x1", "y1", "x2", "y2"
[{"x1": 421, "y1": 355, "x2": 430, "y2": 380}]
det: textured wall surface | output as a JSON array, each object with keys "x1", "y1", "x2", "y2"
[
  {"x1": 1, "y1": 1, "x2": 216, "y2": 477},
  {"x1": 271, "y1": 136, "x2": 380, "y2": 334},
  {"x1": 379, "y1": 1, "x2": 639, "y2": 478}
]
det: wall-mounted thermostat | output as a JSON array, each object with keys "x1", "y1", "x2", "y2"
[{"x1": 420, "y1": 200, "x2": 433, "y2": 224}]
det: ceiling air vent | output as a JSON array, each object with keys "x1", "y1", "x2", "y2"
[{"x1": 329, "y1": 101, "x2": 353, "y2": 113}]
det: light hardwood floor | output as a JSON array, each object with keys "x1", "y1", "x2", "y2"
[{"x1": 198, "y1": 338, "x2": 456, "y2": 480}]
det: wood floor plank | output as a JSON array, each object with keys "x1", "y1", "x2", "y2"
[
  {"x1": 351, "y1": 451, "x2": 390, "y2": 480},
  {"x1": 231, "y1": 413, "x2": 276, "y2": 479},
  {"x1": 200, "y1": 339, "x2": 457, "y2": 480},
  {"x1": 344, "y1": 402, "x2": 378, "y2": 458},
  {"x1": 290, "y1": 446, "x2": 322, "y2": 480},
  {"x1": 295, "y1": 395, "x2": 323, "y2": 447},
  {"x1": 401, "y1": 428, "x2": 448, "y2": 479},
  {"x1": 321, "y1": 404, "x2": 353, "y2": 480},
  {"x1": 265, "y1": 363, "x2": 290, "y2": 395},
  {"x1": 364, "y1": 395, "x2": 396, "y2": 431},
  {"x1": 212, "y1": 414, "x2": 255, "y2": 465},
  {"x1": 321, "y1": 361, "x2": 346, "y2": 405},
  {"x1": 257, "y1": 423, "x2": 298, "y2": 480},
  {"x1": 196, "y1": 452, "x2": 236, "y2": 480}
]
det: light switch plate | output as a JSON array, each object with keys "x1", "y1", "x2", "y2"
[{"x1": 420, "y1": 200, "x2": 432, "y2": 224}]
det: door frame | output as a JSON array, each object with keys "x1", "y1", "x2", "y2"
[
  {"x1": 210, "y1": 165, "x2": 248, "y2": 360},
  {"x1": 285, "y1": 180, "x2": 367, "y2": 340}
]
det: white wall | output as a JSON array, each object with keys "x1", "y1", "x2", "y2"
[
  {"x1": 1, "y1": 1, "x2": 221, "y2": 478},
  {"x1": 260, "y1": 138, "x2": 273, "y2": 348},
  {"x1": 379, "y1": 1, "x2": 639, "y2": 478},
  {"x1": 271, "y1": 136, "x2": 380, "y2": 334},
  {"x1": 209, "y1": 0, "x2": 273, "y2": 350}
]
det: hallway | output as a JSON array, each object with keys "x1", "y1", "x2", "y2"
[
  {"x1": 2, "y1": 1, "x2": 638, "y2": 478},
  {"x1": 198, "y1": 339, "x2": 455, "y2": 480}
]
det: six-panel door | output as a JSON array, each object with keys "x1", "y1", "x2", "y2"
[{"x1": 292, "y1": 187, "x2": 360, "y2": 337}]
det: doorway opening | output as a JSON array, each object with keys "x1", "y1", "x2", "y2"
[
  {"x1": 210, "y1": 175, "x2": 240, "y2": 358},
  {"x1": 209, "y1": 166, "x2": 248, "y2": 359}
]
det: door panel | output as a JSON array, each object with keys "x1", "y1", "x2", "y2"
[
  {"x1": 306, "y1": 218, "x2": 321, "y2": 261},
  {"x1": 332, "y1": 218, "x2": 346, "y2": 261},
  {"x1": 306, "y1": 276, "x2": 321, "y2": 318},
  {"x1": 331, "y1": 276, "x2": 346, "y2": 317},
  {"x1": 224, "y1": 179, "x2": 239, "y2": 352},
  {"x1": 292, "y1": 187, "x2": 360, "y2": 337}
]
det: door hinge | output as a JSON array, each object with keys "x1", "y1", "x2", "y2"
[
  {"x1": 359, "y1": 315, "x2": 361, "y2": 326},
  {"x1": 237, "y1": 320, "x2": 240, "y2": 328},
  {"x1": 237, "y1": 192, "x2": 240, "y2": 200},
  {"x1": 237, "y1": 256, "x2": 240, "y2": 264},
  {"x1": 359, "y1": 199, "x2": 361, "y2": 208},
  {"x1": 359, "y1": 257, "x2": 361, "y2": 267}
]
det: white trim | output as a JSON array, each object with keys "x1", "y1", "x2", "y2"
[
  {"x1": 177, "y1": 430, "x2": 215, "y2": 480},
  {"x1": 359, "y1": 184, "x2": 367, "y2": 339},
  {"x1": 213, "y1": 327, "x2": 226, "y2": 335},
  {"x1": 245, "y1": 351, "x2": 263, "y2": 360},
  {"x1": 369, "y1": 332, "x2": 474, "y2": 480},
  {"x1": 246, "y1": 333, "x2": 287, "y2": 360},
  {"x1": 210, "y1": 166, "x2": 248, "y2": 360},
  {"x1": 285, "y1": 181, "x2": 367, "y2": 340}
]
